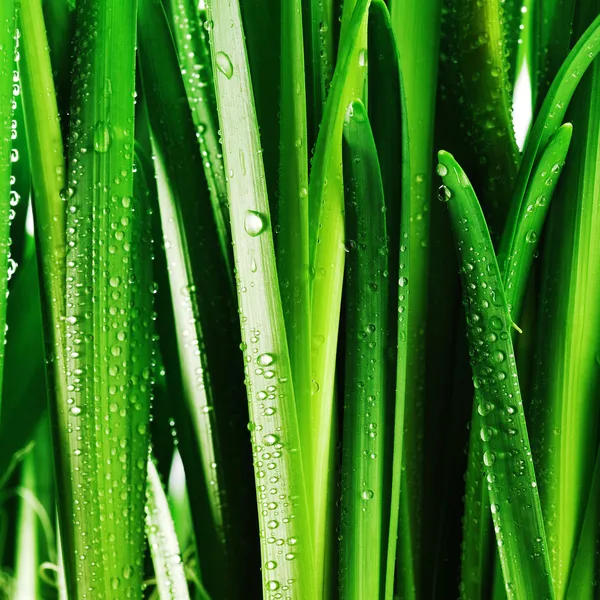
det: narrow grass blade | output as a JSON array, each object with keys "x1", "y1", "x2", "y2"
[
  {"x1": 307, "y1": 2, "x2": 368, "y2": 592},
  {"x1": 499, "y1": 13, "x2": 600, "y2": 269},
  {"x1": 146, "y1": 458, "x2": 191, "y2": 600},
  {"x1": 459, "y1": 123, "x2": 572, "y2": 599},
  {"x1": 529, "y1": 12, "x2": 600, "y2": 591},
  {"x1": 390, "y1": 0, "x2": 442, "y2": 594},
  {"x1": 0, "y1": 0, "x2": 17, "y2": 417},
  {"x1": 277, "y1": 0, "x2": 311, "y2": 467},
  {"x1": 439, "y1": 0, "x2": 520, "y2": 235},
  {"x1": 565, "y1": 444, "x2": 600, "y2": 600},
  {"x1": 438, "y1": 150, "x2": 554, "y2": 600},
  {"x1": 339, "y1": 99, "x2": 388, "y2": 600},
  {"x1": 58, "y1": 0, "x2": 153, "y2": 595},
  {"x1": 138, "y1": 3, "x2": 257, "y2": 595},
  {"x1": 168, "y1": 0, "x2": 231, "y2": 268},
  {"x1": 204, "y1": 0, "x2": 316, "y2": 597}
]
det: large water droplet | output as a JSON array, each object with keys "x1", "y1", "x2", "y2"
[
  {"x1": 244, "y1": 210, "x2": 267, "y2": 237},
  {"x1": 216, "y1": 51, "x2": 234, "y2": 79},
  {"x1": 94, "y1": 121, "x2": 112, "y2": 153}
]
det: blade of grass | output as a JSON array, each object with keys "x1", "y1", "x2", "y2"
[
  {"x1": 0, "y1": 0, "x2": 17, "y2": 421},
  {"x1": 59, "y1": 0, "x2": 153, "y2": 595},
  {"x1": 529, "y1": 8, "x2": 600, "y2": 592},
  {"x1": 339, "y1": 99, "x2": 388, "y2": 600},
  {"x1": 390, "y1": 0, "x2": 442, "y2": 594},
  {"x1": 499, "y1": 13, "x2": 600, "y2": 271},
  {"x1": 277, "y1": 0, "x2": 311, "y2": 482},
  {"x1": 459, "y1": 122, "x2": 572, "y2": 599},
  {"x1": 439, "y1": 0, "x2": 520, "y2": 236},
  {"x1": 146, "y1": 457, "x2": 191, "y2": 600},
  {"x1": 204, "y1": 0, "x2": 316, "y2": 597},
  {"x1": 438, "y1": 150, "x2": 554, "y2": 600},
  {"x1": 168, "y1": 0, "x2": 231, "y2": 269},
  {"x1": 307, "y1": 2, "x2": 368, "y2": 593}
]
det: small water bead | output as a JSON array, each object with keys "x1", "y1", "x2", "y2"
[
  {"x1": 94, "y1": 121, "x2": 112, "y2": 153},
  {"x1": 437, "y1": 184, "x2": 451, "y2": 202},
  {"x1": 266, "y1": 581, "x2": 280, "y2": 592},
  {"x1": 480, "y1": 427, "x2": 494, "y2": 442},
  {"x1": 265, "y1": 560, "x2": 277, "y2": 570},
  {"x1": 525, "y1": 230, "x2": 537, "y2": 244},
  {"x1": 436, "y1": 163, "x2": 448, "y2": 177},
  {"x1": 70, "y1": 406, "x2": 82, "y2": 416},
  {"x1": 257, "y1": 353, "x2": 275, "y2": 367},
  {"x1": 244, "y1": 210, "x2": 267, "y2": 237},
  {"x1": 489, "y1": 316, "x2": 503, "y2": 330},
  {"x1": 483, "y1": 450, "x2": 497, "y2": 467},
  {"x1": 215, "y1": 51, "x2": 234, "y2": 79},
  {"x1": 361, "y1": 489, "x2": 374, "y2": 500},
  {"x1": 399, "y1": 276, "x2": 408, "y2": 287},
  {"x1": 263, "y1": 433, "x2": 280, "y2": 446},
  {"x1": 492, "y1": 350, "x2": 505, "y2": 363}
]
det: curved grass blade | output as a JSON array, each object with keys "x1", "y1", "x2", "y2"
[
  {"x1": 529, "y1": 21, "x2": 600, "y2": 592},
  {"x1": 438, "y1": 150, "x2": 554, "y2": 600},
  {"x1": 277, "y1": 0, "x2": 311, "y2": 473},
  {"x1": 499, "y1": 13, "x2": 600, "y2": 269},
  {"x1": 459, "y1": 122, "x2": 572, "y2": 599},
  {"x1": 390, "y1": 0, "x2": 442, "y2": 594},
  {"x1": 137, "y1": 2, "x2": 255, "y2": 596},
  {"x1": 168, "y1": 0, "x2": 231, "y2": 269},
  {"x1": 0, "y1": 0, "x2": 17, "y2": 419},
  {"x1": 204, "y1": 0, "x2": 316, "y2": 597},
  {"x1": 59, "y1": 0, "x2": 153, "y2": 595},
  {"x1": 339, "y1": 99, "x2": 388, "y2": 600},
  {"x1": 146, "y1": 458, "x2": 191, "y2": 600},
  {"x1": 307, "y1": 3, "x2": 368, "y2": 592}
]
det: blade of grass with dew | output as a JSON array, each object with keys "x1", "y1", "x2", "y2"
[
  {"x1": 146, "y1": 458, "x2": 191, "y2": 600},
  {"x1": 307, "y1": 3, "x2": 368, "y2": 593},
  {"x1": 18, "y1": 1, "x2": 75, "y2": 589},
  {"x1": 437, "y1": 150, "x2": 554, "y2": 600},
  {"x1": 564, "y1": 443, "x2": 600, "y2": 600},
  {"x1": 339, "y1": 99, "x2": 388, "y2": 600},
  {"x1": 138, "y1": 3, "x2": 257, "y2": 595},
  {"x1": 365, "y1": 5, "x2": 406, "y2": 598},
  {"x1": 168, "y1": 0, "x2": 231, "y2": 268},
  {"x1": 204, "y1": 1, "x2": 316, "y2": 597},
  {"x1": 439, "y1": 0, "x2": 520, "y2": 237},
  {"x1": 304, "y1": 0, "x2": 334, "y2": 146},
  {"x1": 277, "y1": 0, "x2": 311, "y2": 473},
  {"x1": 0, "y1": 0, "x2": 17, "y2": 419},
  {"x1": 59, "y1": 0, "x2": 154, "y2": 595},
  {"x1": 498, "y1": 13, "x2": 600, "y2": 271},
  {"x1": 390, "y1": 0, "x2": 441, "y2": 594},
  {"x1": 528, "y1": 11, "x2": 600, "y2": 593},
  {"x1": 459, "y1": 122, "x2": 573, "y2": 600}
]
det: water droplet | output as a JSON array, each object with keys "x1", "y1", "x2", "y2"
[
  {"x1": 399, "y1": 276, "x2": 408, "y2": 287},
  {"x1": 265, "y1": 560, "x2": 277, "y2": 570},
  {"x1": 525, "y1": 230, "x2": 537, "y2": 244},
  {"x1": 362, "y1": 489, "x2": 374, "y2": 500},
  {"x1": 483, "y1": 450, "x2": 496, "y2": 467},
  {"x1": 263, "y1": 434, "x2": 280, "y2": 446},
  {"x1": 257, "y1": 353, "x2": 275, "y2": 367},
  {"x1": 480, "y1": 427, "x2": 493, "y2": 442},
  {"x1": 216, "y1": 51, "x2": 234, "y2": 79},
  {"x1": 266, "y1": 580, "x2": 280, "y2": 591},
  {"x1": 436, "y1": 163, "x2": 448, "y2": 177},
  {"x1": 94, "y1": 121, "x2": 112, "y2": 153},
  {"x1": 244, "y1": 210, "x2": 267, "y2": 237},
  {"x1": 437, "y1": 184, "x2": 451, "y2": 202}
]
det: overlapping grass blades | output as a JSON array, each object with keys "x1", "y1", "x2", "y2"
[
  {"x1": 438, "y1": 150, "x2": 554, "y2": 599},
  {"x1": 137, "y1": 2, "x2": 254, "y2": 595},
  {"x1": 204, "y1": 0, "x2": 316, "y2": 596},
  {"x1": 339, "y1": 99, "x2": 388, "y2": 600}
]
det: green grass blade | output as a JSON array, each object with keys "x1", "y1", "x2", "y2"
[
  {"x1": 0, "y1": 0, "x2": 16, "y2": 418},
  {"x1": 60, "y1": 0, "x2": 153, "y2": 595},
  {"x1": 137, "y1": 2, "x2": 255, "y2": 595},
  {"x1": 459, "y1": 123, "x2": 572, "y2": 599},
  {"x1": 146, "y1": 458, "x2": 191, "y2": 600},
  {"x1": 529, "y1": 11, "x2": 600, "y2": 591},
  {"x1": 277, "y1": 0, "x2": 311, "y2": 475},
  {"x1": 390, "y1": 0, "x2": 442, "y2": 594},
  {"x1": 307, "y1": 3, "x2": 368, "y2": 593},
  {"x1": 565, "y1": 444, "x2": 600, "y2": 600},
  {"x1": 499, "y1": 13, "x2": 600, "y2": 269},
  {"x1": 438, "y1": 150, "x2": 554, "y2": 600},
  {"x1": 339, "y1": 99, "x2": 388, "y2": 600},
  {"x1": 440, "y1": 0, "x2": 520, "y2": 235},
  {"x1": 204, "y1": 0, "x2": 316, "y2": 597},
  {"x1": 168, "y1": 0, "x2": 231, "y2": 269}
]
